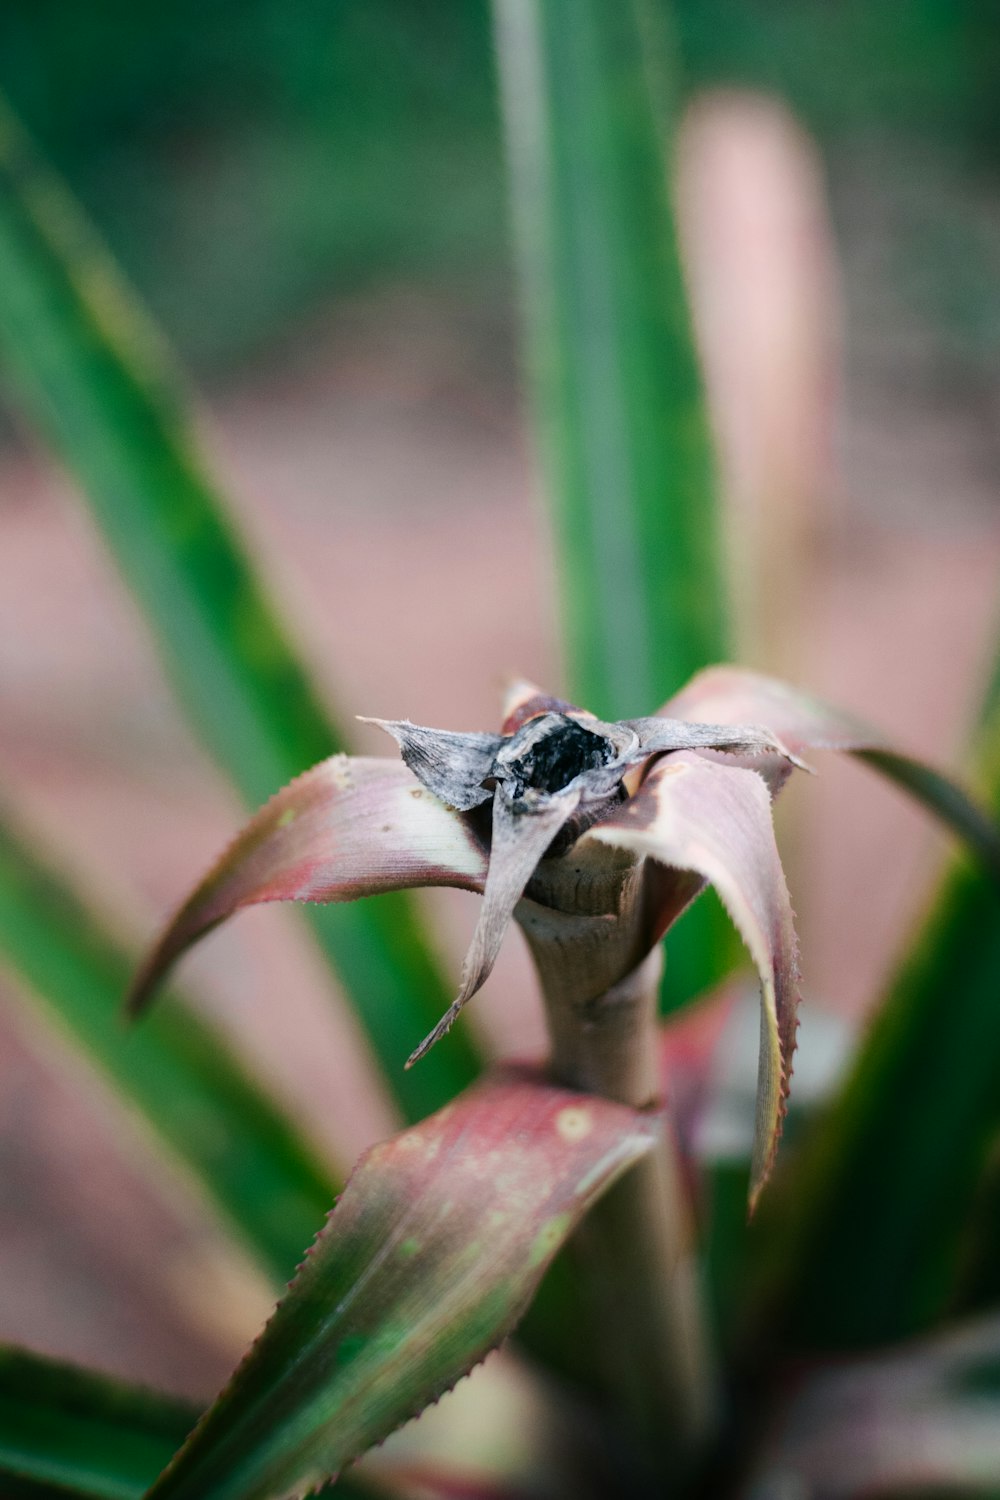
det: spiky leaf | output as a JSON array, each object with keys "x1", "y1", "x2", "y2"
[
  {"x1": 147, "y1": 1068, "x2": 658, "y2": 1500},
  {"x1": 129, "y1": 758, "x2": 487, "y2": 1018},
  {"x1": 664, "y1": 666, "x2": 1000, "y2": 877},
  {"x1": 590, "y1": 752, "x2": 799, "y2": 1208}
]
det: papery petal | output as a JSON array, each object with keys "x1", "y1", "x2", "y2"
[
  {"x1": 362, "y1": 719, "x2": 504, "y2": 811},
  {"x1": 407, "y1": 786, "x2": 581, "y2": 1066},
  {"x1": 623, "y1": 714, "x2": 811, "y2": 771},
  {"x1": 663, "y1": 666, "x2": 1000, "y2": 878},
  {"x1": 128, "y1": 757, "x2": 488, "y2": 1015},
  {"x1": 586, "y1": 753, "x2": 799, "y2": 1210}
]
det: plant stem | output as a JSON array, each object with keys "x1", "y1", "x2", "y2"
[{"x1": 519, "y1": 844, "x2": 715, "y2": 1483}]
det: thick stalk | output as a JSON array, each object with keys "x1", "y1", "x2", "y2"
[{"x1": 519, "y1": 842, "x2": 715, "y2": 1483}]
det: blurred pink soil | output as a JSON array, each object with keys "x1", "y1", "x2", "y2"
[{"x1": 1, "y1": 101, "x2": 999, "y2": 1401}]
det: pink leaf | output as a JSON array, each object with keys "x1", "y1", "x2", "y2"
[
  {"x1": 661, "y1": 664, "x2": 891, "y2": 754},
  {"x1": 128, "y1": 757, "x2": 487, "y2": 1015},
  {"x1": 586, "y1": 753, "x2": 800, "y2": 1210},
  {"x1": 663, "y1": 666, "x2": 1000, "y2": 878}
]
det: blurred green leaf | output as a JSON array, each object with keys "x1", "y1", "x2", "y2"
[
  {"x1": 0, "y1": 1345, "x2": 375, "y2": 1500},
  {"x1": 0, "y1": 810, "x2": 335, "y2": 1285},
  {"x1": 776, "y1": 705, "x2": 1000, "y2": 1349},
  {"x1": 145, "y1": 1067, "x2": 658, "y2": 1500},
  {"x1": 0, "y1": 1345, "x2": 198, "y2": 1500},
  {"x1": 493, "y1": 0, "x2": 728, "y2": 722},
  {"x1": 492, "y1": 0, "x2": 736, "y2": 1016},
  {"x1": 0, "y1": 96, "x2": 476, "y2": 1121}
]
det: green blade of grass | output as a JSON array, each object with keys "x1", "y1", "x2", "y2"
[
  {"x1": 492, "y1": 0, "x2": 738, "y2": 1017},
  {"x1": 774, "y1": 705, "x2": 1000, "y2": 1349},
  {"x1": 0, "y1": 97, "x2": 476, "y2": 1121},
  {"x1": 0, "y1": 810, "x2": 336, "y2": 1286},
  {"x1": 492, "y1": 0, "x2": 729, "y2": 723}
]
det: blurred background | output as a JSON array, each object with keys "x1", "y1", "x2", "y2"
[{"x1": 0, "y1": 0, "x2": 998, "y2": 1401}]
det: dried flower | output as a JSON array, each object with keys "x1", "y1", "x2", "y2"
[{"x1": 130, "y1": 666, "x2": 1000, "y2": 1204}]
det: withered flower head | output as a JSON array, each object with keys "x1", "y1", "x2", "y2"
[
  {"x1": 128, "y1": 666, "x2": 1000, "y2": 1205},
  {"x1": 366, "y1": 695, "x2": 807, "y2": 1072}
]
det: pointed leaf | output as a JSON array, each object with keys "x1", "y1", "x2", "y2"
[
  {"x1": 661, "y1": 665, "x2": 882, "y2": 753},
  {"x1": 0, "y1": 810, "x2": 335, "y2": 1286},
  {"x1": 492, "y1": 0, "x2": 729, "y2": 722},
  {"x1": 129, "y1": 758, "x2": 487, "y2": 1016},
  {"x1": 0, "y1": 96, "x2": 476, "y2": 1122},
  {"x1": 146, "y1": 1068, "x2": 659, "y2": 1500},
  {"x1": 588, "y1": 753, "x2": 800, "y2": 1208},
  {"x1": 664, "y1": 666, "x2": 1000, "y2": 878},
  {"x1": 0, "y1": 92, "x2": 331, "y2": 814},
  {"x1": 774, "y1": 704, "x2": 1000, "y2": 1350}
]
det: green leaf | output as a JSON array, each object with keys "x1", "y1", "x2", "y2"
[
  {"x1": 0, "y1": 1345, "x2": 198, "y2": 1500},
  {"x1": 0, "y1": 1346, "x2": 375, "y2": 1500},
  {"x1": 0, "y1": 810, "x2": 334, "y2": 1286},
  {"x1": 775, "y1": 705, "x2": 1000, "y2": 1349},
  {"x1": 145, "y1": 1067, "x2": 658, "y2": 1500},
  {"x1": 0, "y1": 96, "x2": 475, "y2": 1121},
  {"x1": 492, "y1": 0, "x2": 729, "y2": 720},
  {"x1": 491, "y1": 0, "x2": 736, "y2": 1013}
]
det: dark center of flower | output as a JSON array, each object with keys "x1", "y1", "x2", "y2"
[{"x1": 497, "y1": 714, "x2": 616, "y2": 799}]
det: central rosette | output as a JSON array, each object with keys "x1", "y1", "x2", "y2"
[{"x1": 492, "y1": 713, "x2": 618, "y2": 801}]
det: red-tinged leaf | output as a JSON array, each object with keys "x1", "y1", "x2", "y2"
[
  {"x1": 663, "y1": 666, "x2": 1000, "y2": 879},
  {"x1": 128, "y1": 757, "x2": 487, "y2": 1015},
  {"x1": 145, "y1": 1067, "x2": 659, "y2": 1500},
  {"x1": 754, "y1": 1312, "x2": 1000, "y2": 1498},
  {"x1": 661, "y1": 664, "x2": 899, "y2": 756},
  {"x1": 586, "y1": 753, "x2": 800, "y2": 1210}
]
